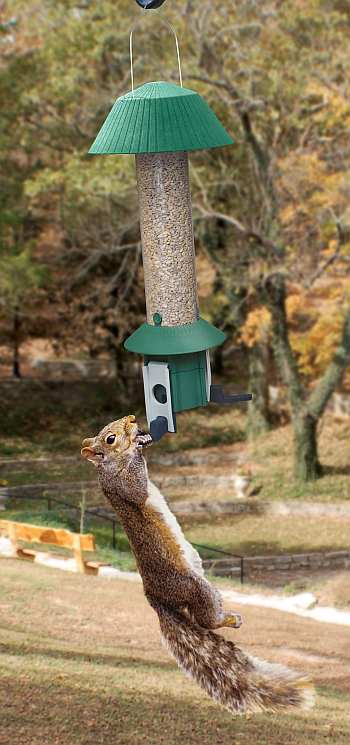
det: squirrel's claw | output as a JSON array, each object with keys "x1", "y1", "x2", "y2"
[
  {"x1": 231, "y1": 613, "x2": 243, "y2": 629},
  {"x1": 135, "y1": 432, "x2": 153, "y2": 449}
]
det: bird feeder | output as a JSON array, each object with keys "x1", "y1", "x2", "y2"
[{"x1": 89, "y1": 23, "x2": 251, "y2": 440}]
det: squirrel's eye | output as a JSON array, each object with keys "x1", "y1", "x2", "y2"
[{"x1": 106, "y1": 434, "x2": 116, "y2": 445}]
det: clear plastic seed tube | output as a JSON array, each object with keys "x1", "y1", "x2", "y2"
[{"x1": 135, "y1": 151, "x2": 199, "y2": 327}]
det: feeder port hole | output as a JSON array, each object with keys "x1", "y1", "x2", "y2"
[{"x1": 153, "y1": 384, "x2": 168, "y2": 404}]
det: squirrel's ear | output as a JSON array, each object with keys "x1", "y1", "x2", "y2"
[{"x1": 81, "y1": 447, "x2": 101, "y2": 466}]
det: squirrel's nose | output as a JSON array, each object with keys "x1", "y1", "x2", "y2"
[
  {"x1": 82, "y1": 437, "x2": 94, "y2": 448},
  {"x1": 124, "y1": 415, "x2": 137, "y2": 435}
]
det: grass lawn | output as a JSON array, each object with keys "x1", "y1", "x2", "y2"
[
  {"x1": 248, "y1": 415, "x2": 350, "y2": 502},
  {"x1": 185, "y1": 513, "x2": 350, "y2": 556},
  {"x1": 1, "y1": 558, "x2": 350, "y2": 745}
]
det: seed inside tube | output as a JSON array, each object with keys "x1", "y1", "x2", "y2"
[{"x1": 135, "y1": 151, "x2": 199, "y2": 327}]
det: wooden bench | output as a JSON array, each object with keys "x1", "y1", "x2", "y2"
[{"x1": 0, "y1": 519, "x2": 106, "y2": 575}]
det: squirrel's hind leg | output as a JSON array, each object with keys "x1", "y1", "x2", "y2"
[{"x1": 189, "y1": 578, "x2": 242, "y2": 630}]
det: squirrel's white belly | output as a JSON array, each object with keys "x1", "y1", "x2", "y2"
[{"x1": 146, "y1": 480, "x2": 204, "y2": 577}]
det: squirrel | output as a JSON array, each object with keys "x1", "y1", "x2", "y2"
[{"x1": 81, "y1": 414, "x2": 314, "y2": 715}]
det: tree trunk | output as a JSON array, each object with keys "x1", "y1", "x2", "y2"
[
  {"x1": 247, "y1": 343, "x2": 270, "y2": 439},
  {"x1": 293, "y1": 413, "x2": 322, "y2": 481},
  {"x1": 263, "y1": 274, "x2": 305, "y2": 412},
  {"x1": 114, "y1": 347, "x2": 143, "y2": 404},
  {"x1": 265, "y1": 274, "x2": 350, "y2": 482},
  {"x1": 212, "y1": 346, "x2": 223, "y2": 375},
  {"x1": 13, "y1": 310, "x2": 21, "y2": 379},
  {"x1": 307, "y1": 306, "x2": 350, "y2": 421}
]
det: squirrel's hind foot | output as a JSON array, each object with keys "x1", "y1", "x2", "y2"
[{"x1": 220, "y1": 611, "x2": 243, "y2": 629}]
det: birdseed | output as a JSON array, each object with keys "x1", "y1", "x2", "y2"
[{"x1": 135, "y1": 151, "x2": 199, "y2": 326}]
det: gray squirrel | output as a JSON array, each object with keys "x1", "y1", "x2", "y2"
[{"x1": 81, "y1": 415, "x2": 314, "y2": 715}]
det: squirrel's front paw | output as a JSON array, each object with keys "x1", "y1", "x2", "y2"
[{"x1": 135, "y1": 432, "x2": 153, "y2": 449}]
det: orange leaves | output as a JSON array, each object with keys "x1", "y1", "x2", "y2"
[
  {"x1": 287, "y1": 285, "x2": 349, "y2": 379},
  {"x1": 305, "y1": 81, "x2": 350, "y2": 129},
  {"x1": 240, "y1": 307, "x2": 272, "y2": 347},
  {"x1": 277, "y1": 149, "x2": 349, "y2": 259},
  {"x1": 240, "y1": 290, "x2": 312, "y2": 348},
  {"x1": 280, "y1": 204, "x2": 296, "y2": 226},
  {"x1": 240, "y1": 283, "x2": 349, "y2": 384},
  {"x1": 308, "y1": 172, "x2": 348, "y2": 212},
  {"x1": 291, "y1": 311, "x2": 345, "y2": 377},
  {"x1": 286, "y1": 292, "x2": 314, "y2": 327}
]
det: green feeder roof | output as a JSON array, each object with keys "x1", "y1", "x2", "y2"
[
  {"x1": 124, "y1": 317, "x2": 226, "y2": 355},
  {"x1": 89, "y1": 81, "x2": 233, "y2": 155}
]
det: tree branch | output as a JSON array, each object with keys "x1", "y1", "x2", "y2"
[
  {"x1": 194, "y1": 206, "x2": 284, "y2": 257},
  {"x1": 188, "y1": 73, "x2": 276, "y2": 215},
  {"x1": 305, "y1": 216, "x2": 347, "y2": 288}
]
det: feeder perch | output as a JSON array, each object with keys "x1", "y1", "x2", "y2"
[{"x1": 89, "y1": 24, "x2": 252, "y2": 440}]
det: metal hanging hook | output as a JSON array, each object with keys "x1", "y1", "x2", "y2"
[
  {"x1": 129, "y1": 17, "x2": 183, "y2": 93},
  {"x1": 135, "y1": 0, "x2": 168, "y2": 8}
]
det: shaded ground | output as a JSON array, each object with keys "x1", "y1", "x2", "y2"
[
  {"x1": 1, "y1": 559, "x2": 350, "y2": 745},
  {"x1": 0, "y1": 380, "x2": 245, "y2": 458}
]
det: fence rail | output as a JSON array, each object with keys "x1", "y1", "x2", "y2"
[{"x1": 191, "y1": 542, "x2": 244, "y2": 584}]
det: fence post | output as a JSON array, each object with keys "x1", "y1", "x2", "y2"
[
  {"x1": 112, "y1": 521, "x2": 116, "y2": 550},
  {"x1": 72, "y1": 533, "x2": 87, "y2": 574}
]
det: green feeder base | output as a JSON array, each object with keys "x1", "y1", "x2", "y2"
[
  {"x1": 127, "y1": 319, "x2": 251, "y2": 440},
  {"x1": 145, "y1": 352, "x2": 208, "y2": 413}
]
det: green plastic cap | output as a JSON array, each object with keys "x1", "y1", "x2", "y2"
[
  {"x1": 89, "y1": 81, "x2": 233, "y2": 155},
  {"x1": 124, "y1": 317, "x2": 226, "y2": 355}
]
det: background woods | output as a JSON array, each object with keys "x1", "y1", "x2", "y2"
[{"x1": 1, "y1": 0, "x2": 350, "y2": 480}]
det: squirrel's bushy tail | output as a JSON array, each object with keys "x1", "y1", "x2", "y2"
[{"x1": 151, "y1": 601, "x2": 314, "y2": 715}]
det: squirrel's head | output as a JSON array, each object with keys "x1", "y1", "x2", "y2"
[{"x1": 81, "y1": 415, "x2": 152, "y2": 469}]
